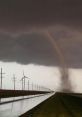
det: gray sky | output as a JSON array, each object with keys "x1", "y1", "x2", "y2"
[
  {"x1": 0, "y1": 0, "x2": 82, "y2": 32},
  {"x1": 0, "y1": 0, "x2": 82, "y2": 68},
  {"x1": 0, "y1": 0, "x2": 82, "y2": 92}
]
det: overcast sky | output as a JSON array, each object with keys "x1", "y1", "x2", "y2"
[{"x1": 0, "y1": 0, "x2": 82, "y2": 92}]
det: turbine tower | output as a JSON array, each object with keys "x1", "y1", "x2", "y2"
[
  {"x1": 12, "y1": 74, "x2": 16, "y2": 90},
  {"x1": 21, "y1": 71, "x2": 29, "y2": 90},
  {"x1": 20, "y1": 77, "x2": 24, "y2": 90}
]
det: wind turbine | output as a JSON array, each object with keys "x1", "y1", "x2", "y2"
[
  {"x1": 20, "y1": 77, "x2": 24, "y2": 90},
  {"x1": 21, "y1": 71, "x2": 29, "y2": 90}
]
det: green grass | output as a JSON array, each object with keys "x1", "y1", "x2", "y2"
[{"x1": 21, "y1": 93, "x2": 82, "y2": 117}]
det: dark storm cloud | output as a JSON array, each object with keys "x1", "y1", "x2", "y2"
[
  {"x1": 0, "y1": 32, "x2": 59, "y2": 66},
  {"x1": 0, "y1": 0, "x2": 82, "y2": 68},
  {"x1": 0, "y1": 0, "x2": 82, "y2": 32},
  {"x1": 0, "y1": 29, "x2": 82, "y2": 68}
]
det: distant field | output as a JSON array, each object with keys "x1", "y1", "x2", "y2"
[
  {"x1": 21, "y1": 92, "x2": 82, "y2": 117},
  {"x1": 0, "y1": 89, "x2": 50, "y2": 98}
]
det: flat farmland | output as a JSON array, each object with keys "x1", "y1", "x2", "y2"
[{"x1": 0, "y1": 89, "x2": 50, "y2": 98}]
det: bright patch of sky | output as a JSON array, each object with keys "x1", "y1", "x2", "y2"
[
  {"x1": 0, "y1": 61, "x2": 82, "y2": 93},
  {"x1": 0, "y1": 61, "x2": 61, "y2": 91}
]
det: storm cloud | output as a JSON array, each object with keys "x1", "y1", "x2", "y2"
[
  {"x1": 0, "y1": 0, "x2": 82, "y2": 32},
  {"x1": 0, "y1": 32, "x2": 59, "y2": 65},
  {"x1": 0, "y1": 0, "x2": 82, "y2": 68},
  {"x1": 0, "y1": 27, "x2": 82, "y2": 68}
]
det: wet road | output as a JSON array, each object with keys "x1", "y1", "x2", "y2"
[
  {"x1": 0, "y1": 94, "x2": 45, "y2": 104},
  {"x1": 25, "y1": 93, "x2": 82, "y2": 117},
  {"x1": 0, "y1": 93, "x2": 54, "y2": 117}
]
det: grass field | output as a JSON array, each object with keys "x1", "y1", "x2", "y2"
[{"x1": 21, "y1": 93, "x2": 82, "y2": 117}]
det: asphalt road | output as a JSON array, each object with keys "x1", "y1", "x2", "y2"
[{"x1": 22, "y1": 93, "x2": 82, "y2": 117}]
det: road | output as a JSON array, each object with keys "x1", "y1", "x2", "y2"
[
  {"x1": 23, "y1": 93, "x2": 82, "y2": 117},
  {"x1": 0, "y1": 93, "x2": 54, "y2": 117}
]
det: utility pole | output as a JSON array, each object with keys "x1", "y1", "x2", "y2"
[
  {"x1": 13, "y1": 74, "x2": 16, "y2": 90},
  {"x1": 24, "y1": 77, "x2": 25, "y2": 90},
  {"x1": 0, "y1": 68, "x2": 5, "y2": 89}
]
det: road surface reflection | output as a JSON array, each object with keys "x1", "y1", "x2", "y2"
[{"x1": 0, "y1": 93, "x2": 54, "y2": 117}]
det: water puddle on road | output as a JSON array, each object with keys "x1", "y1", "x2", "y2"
[{"x1": 0, "y1": 93, "x2": 54, "y2": 117}]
